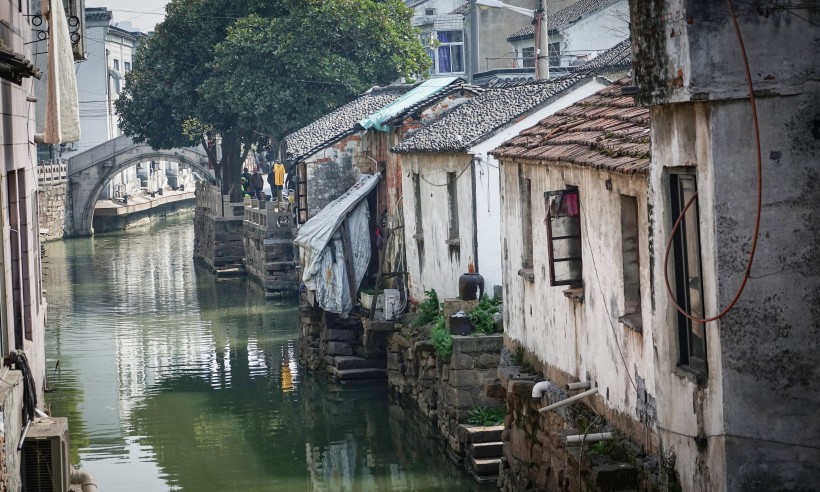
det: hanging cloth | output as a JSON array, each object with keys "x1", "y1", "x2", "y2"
[{"x1": 43, "y1": 0, "x2": 80, "y2": 144}]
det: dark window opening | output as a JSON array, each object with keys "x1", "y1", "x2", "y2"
[
  {"x1": 520, "y1": 176, "x2": 533, "y2": 268},
  {"x1": 521, "y1": 47, "x2": 535, "y2": 68},
  {"x1": 619, "y1": 194, "x2": 642, "y2": 330},
  {"x1": 545, "y1": 188, "x2": 582, "y2": 287},
  {"x1": 447, "y1": 172, "x2": 459, "y2": 241},
  {"x1": 669, "y1": 173, "x2": 707, "y2": 373},
  {"x1": 8, "y1": 170, "x2": 32, "y2": 344},
  {"x1": 413, "y1": 173, "x2": 423, "y2": 237}
]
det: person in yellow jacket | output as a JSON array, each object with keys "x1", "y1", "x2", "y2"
[{"x1": 268, "y1": 161, "x2": 286, "y2": 205}]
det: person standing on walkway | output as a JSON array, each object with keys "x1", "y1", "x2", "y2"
[
  {"x1": 251, "y1": 168, "x2": 265, "y2": 200},
  {"x1": 265, "y1": 147, "x2": 275, "y2": 174},
  {"x1": 271, "y1": 161, "x2": 286, "y2": 205}
]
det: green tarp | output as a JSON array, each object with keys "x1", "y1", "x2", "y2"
[{"x1": 359, "y1": 77, "x2": 459, "y2": 132}]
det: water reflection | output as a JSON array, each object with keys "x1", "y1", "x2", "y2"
[{"x1": 44, "y1": 215, "x2": 486, "y2": 491}]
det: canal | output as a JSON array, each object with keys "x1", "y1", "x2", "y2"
[{"x1": 43, "y1": 214, "x2": 489, "y2": 491}]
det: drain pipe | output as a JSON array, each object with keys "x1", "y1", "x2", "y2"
[
  {"x1": 566, "y1": 381, "x2": 592, "y2": 391},
  {"x1": 531, "y1": 381, "x2": 551, "y2": 400},
  {"x1": 565, "y1": 432, "x2": 613, "y2": 445},
  {"x1": 539, "y1": 386, "x2": 598, "y2": 414},
  {"x1": 71, "y1": 467, "x2": 97, "y2": 492}
]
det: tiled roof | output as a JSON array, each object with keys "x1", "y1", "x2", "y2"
[
  {"x1": 381, "y1": 81, "x2": 483, "y2": 127},
  {"x1": 491, "y1": 78, "x2": 650, "y2": 175},
  {"x1": 507, "y1": 0, "x2": 621, "y2": 41},
  {"x1": 571, "y1": 39, "x2": 631, "y2": 74},
  {"x1": 392, "y1": 75, "x2": 586, "y2": 154},
  {"x1": 451, "y1": 2, "x2": 470, "y2": 15},
  {"x1": 285, "y1": 86, "x2": 411, "y2": 163}
]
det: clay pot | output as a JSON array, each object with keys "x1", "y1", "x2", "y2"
[{"x1": 458, "y1": 272, "x2": 484, "y2": 301}]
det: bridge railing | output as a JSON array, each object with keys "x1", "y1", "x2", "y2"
[
  {"x1": 196, "y1": 182, "x2": 244, "y2": 220},
  {"x1": 37, "y1": 163, "x2": 68, "y2": 184},
  {"x1": 243, "y1": 198, "x2": 294, "y2": 233}
]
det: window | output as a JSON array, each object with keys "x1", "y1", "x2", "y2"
[
  {"x1": 7, "y1": 170, "x2": 32, "y2": 344},
  {"x1": 520, "y1": 177, "x2": 533, "y2": 268},
  {"x1": 413, "y1": 173, "x2": 423, "y2": 238},
  {"x1": 446, "y1": 172, "x2": 459, "y2": 242},
  {"x1": 545, "y1": 188, "x2": 582, "y2": 286},
  {"x1": 113, "y1": 58, "x2": 119, "y2": 70},
  {"x1": 425, "y1": 7, "x2": 436, "y2": 15},
  {"x1": 124, "y1": 61, "x2": 131, "y2": 72},
  {"x1": 619, "y1": 195, "x2": 642, "y2": 330},
  {"x1": 436, "y1": 31, "x2": 464, "y2": 74},
  {"x1": 669, "y1": 174, "x2": 707, "y2": 373},
  {"x1": 521, "y1": 47, "x2": 535, "y2": 68}
]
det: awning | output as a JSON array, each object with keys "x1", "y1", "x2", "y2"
[
  {"x1": 43, "y1": 0, "x2": 80, "y2": 144},
  {"x1": 359, "y1": 77, "x2": 458, "y2": 132},
  {"x1": 294, "y1": 173, "x2": 380, "y2": 314}
]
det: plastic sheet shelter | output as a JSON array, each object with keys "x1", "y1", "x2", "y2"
[
  {"x1": 294, "y1": 174, "x2": 380, "y2": 315},
  {"x1": 359, "y1": 77, "x2": 458, "y2": 132}
]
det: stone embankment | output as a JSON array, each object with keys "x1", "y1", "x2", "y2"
[{"x1": 242, "y1": 198, "x2": 298, "y2": 298}]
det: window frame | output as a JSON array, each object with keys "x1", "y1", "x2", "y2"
[
  {"x1": 433, "y1": 30, "x2": 465, "y2": 75},
  {"x1": 545, "y1": 188, "x2": 583, "y2": 287},
  {"x1": 669, "y1": 173, "x2": 708, "y2": 374}
]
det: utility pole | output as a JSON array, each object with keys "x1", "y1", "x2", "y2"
[
  {"x1": 470, "y1": 0, "x2": 479, "y2": 81},
  {"x1": 536, "y1": 0, "x2": 549, "y2": 80}
]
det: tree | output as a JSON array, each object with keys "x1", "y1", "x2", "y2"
[{"x1": 116, "y1": 0, "x2": 429, "y2": 201}]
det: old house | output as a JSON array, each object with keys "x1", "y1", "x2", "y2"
[
  {"x1": 491, "y1": 78, "x2": 653, "y2": 490},
  {"x1": 627, "y1": 0, "x2": 820, "y2": 488},
  {"x1": 392, "y1": 41, "x2": 631, "y2": 301},
  {"x1": 285, "y1": 85, "x2": 411, "y2": 224},
  {"x1": 406, "y1": 0, "x2": 468, "y2": 77},
  {"x1": 507, "y1": 0, "x2": 629, "y2": 77}
]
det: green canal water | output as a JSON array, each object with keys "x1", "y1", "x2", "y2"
[{"x1": 43, "y1": 214, "x2": 489, "y2": 492}]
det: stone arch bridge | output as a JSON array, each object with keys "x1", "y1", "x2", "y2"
[{"x1": 67, "y1": 134, "x2": 215, "y2": 236}]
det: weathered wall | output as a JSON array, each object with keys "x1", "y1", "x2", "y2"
[
  {"x1": 304, "y1": 135, "x2": 362, "y2": 218},
  {"x1": 401, "y1": 153, "x2": 476, "y2": 301},
  {"x1": 193, "y1": 184, "x2": 245, "y2": 270},
  {"x1": 500, "y1": 160, "x2": 658, "y2": 442},
  {"x1": 0, "y1": 371, "x2": 24, "y2": 491},
  {"x1": 630, "y1": 0, "x2": 819, "y2": 105},
  {"x1": 649, "y1": 94, "x2": 820, "y2": 490},
  {"x1": 38, "y1": 182, "x2": 70, "y2": 242}
]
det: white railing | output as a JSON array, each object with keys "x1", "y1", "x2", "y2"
[
  {"x1": 243, "y1": 197, "x2": 293, "y2": 232},
  {"x1": 195, "y1": 182, "x2": 244, "y2": 219},
  {"x1": 37, "y1": 163, "x2": 68, "y2": 184}
]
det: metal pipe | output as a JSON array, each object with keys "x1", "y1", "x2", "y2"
[
  {"x1": 17, "y1": 420, "x2": 31, "y2": 451},
  {"x1": 469, "y1": 0, "x2": 478, "y2": 80},
  {"x1": 566, "y1": 381, "x2": 591, "y2": 391},
  {"x1": 538, "y1": 386, "x2": 598, "y2": 414},
  {"x1": 565, "y1": 432, "x2": 613, "y2": 444}
]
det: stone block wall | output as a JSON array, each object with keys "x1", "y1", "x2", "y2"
[
  {"x1": 243, "y1": 205, "x2": 298, "y2": 299},
  {"x1": 386, "y1": 317, "x2": 505, "y2": 457},
  {"x1": 496, "y1": 347, "x2": 659, "y2": 492},
  {"x1": 193, "y1": 207, "x2": 244, "y2": 270},
  {"x1": 38, "y1": 182, "x2": 70, "y2": 242}
]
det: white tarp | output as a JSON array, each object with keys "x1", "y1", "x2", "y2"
[{"x1": 294, "y1": 174, "x2": 379, "y2": 315}]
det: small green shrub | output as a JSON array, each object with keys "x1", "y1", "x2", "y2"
[
  {"x1": 467, "y1": 405, "x2": 506, "y2": 426},
  {"x1": 414, "y1": 289, "x2": 441, "y2": 326},
  {"x1": 430, "y1": 315, "x2": 452, "y2": 359},
  {"x1": 469, "y1": 295, "x2": 498, "y2": 335}
]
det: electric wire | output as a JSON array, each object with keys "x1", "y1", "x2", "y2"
[{"x1": 662, "y1": 0, "x2": 763, "y2": 324}]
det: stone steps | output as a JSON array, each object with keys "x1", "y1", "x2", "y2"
[
  {"x1": 468, "y1": 456, "x2": 501, "y2": 477},
  {"x1": 462, "y1": 425, "x2": 504, "y2": 443},
  {"x1": 470, "y1": 441, "x2": 503, "y2": 459},
  {"x1": 331, "y1": 367, "x2": 387, "y2": 381},
  {"x1": 334, "y1": 356, "x2": 375, "y2": 370}
]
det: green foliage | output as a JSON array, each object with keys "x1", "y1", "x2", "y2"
[
  {"x1": 430, "y1": 316, "x2": 452, "y2": 360},
  {"x1": 414, "y1": 289, "x2": 441, "y2": 326},
  {"x1": 469, "y1": 295, "x2": 498, "y2": 335},
  {"x1": 589, "y1": 437, "x2": 634, "y2": 463},
  {"x1": 466, "y1": 406, "x2": 506, "y2": 426}
]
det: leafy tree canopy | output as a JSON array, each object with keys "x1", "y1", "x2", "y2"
[{"x1": 116, "y1": 0, "x2": 429, "y2": 199}]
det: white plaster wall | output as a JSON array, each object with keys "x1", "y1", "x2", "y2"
[
  {"x1": 500, "y1": 161, "x2": 657, "y2": 425},
  {"x1": 647, "y1": 102, "x2": 726, "y2": 491},
  {"x1": 470, "y1": 79, "x2": 605, "y2": 293},
  {"x1": 75, "y1": 20, "x2": 111, "y2": 154},
  {"x1": 401, "y1": 153, "x2": 475, "y2": 301},
  {"x1": 560, "y1": 1, "x2": 629, "y2": 63}
]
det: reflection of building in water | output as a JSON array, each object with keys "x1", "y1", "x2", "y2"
[
  {"x1": 306, "y1": 436, "x2": 378, "y2": 492},
  {"x1": 280, "y1": 342, "x2": 297, "y2": 392}
]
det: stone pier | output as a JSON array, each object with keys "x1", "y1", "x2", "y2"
[
  {"x1": 37, "y1": 163, "x2": 70, "y2": 242},
  {"x1": 193, "y1": 182, "x2": 245, "y2": 272},
  {"x1": 242, "y1": 198, "x2": 298, "y2": 298}
]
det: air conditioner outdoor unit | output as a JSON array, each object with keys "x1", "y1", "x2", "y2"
[{"x1": 21, "y1": 417, "x2": 70, "y2": 492}]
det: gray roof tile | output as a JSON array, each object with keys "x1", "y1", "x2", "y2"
[{"x1": 285, "y1": 86, "x2": 411, "y2": 163}]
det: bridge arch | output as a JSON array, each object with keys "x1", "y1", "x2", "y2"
[{"x1": 68, "y1": 136, "x2": 215, "y2": 236}]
